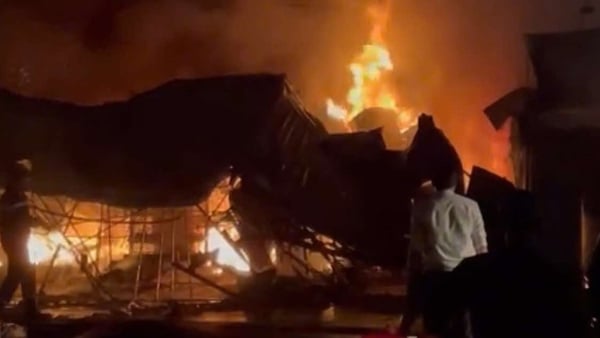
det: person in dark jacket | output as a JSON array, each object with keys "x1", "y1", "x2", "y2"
[
  {"x1": 587, "y1": 233, "x2": 600, "y2": 335},
  {"x1": 399, "y1": 183, "x2": 435, "y2": 336},
  {"x1": 0, "y1": 160, "x2": 42, "y2": 318},
  {"x1": 449, "y1": 190, "x2": 586, "y2": 338}
]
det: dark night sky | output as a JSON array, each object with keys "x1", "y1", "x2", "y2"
[{"x1": 0, "y1": 0, "x2": 598, "y2": 176}]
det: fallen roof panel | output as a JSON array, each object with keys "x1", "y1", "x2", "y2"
[{"x1": 0, "y1": 74, "x2": 316, "y2": 207}]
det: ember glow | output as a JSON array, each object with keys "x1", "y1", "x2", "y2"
[{"x1": 326, "y1": 1, "x2": 416, "y2": 132}]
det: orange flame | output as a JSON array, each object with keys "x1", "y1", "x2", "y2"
[
  {"x1": 326, "y1": 1, "x2": 416, "y2": 133},
  {"x1": 27, "y1": 231, "x2": 96, "y2": 266},
  {"x1": 25, "y1": 226, "x2": 251, "y2": 274},
  {"x1": 206, "y1": 227, "x2": 251, "y2": 273}
]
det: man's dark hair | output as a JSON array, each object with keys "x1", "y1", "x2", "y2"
[
  {"x1": 5, "y1": 161, "x2": 30, "y2": 188},
  {"x1": 432, "y1": 167, "x2": 458, "y2": 191}
]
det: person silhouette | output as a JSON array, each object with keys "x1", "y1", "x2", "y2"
[
  {"x1": 0, "y1": 161, "x2": 44, "y2": 319},
  {"x1": 450, "y1": 190, "x2": 586, "y2": 338}
]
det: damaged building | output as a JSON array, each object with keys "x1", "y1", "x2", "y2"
[
  {"x1": 0, "y1": 74, "x2": 468, "y2": 315},
  {"x1": 486, "y1": 27, "x2": 600, "y2": 273}
]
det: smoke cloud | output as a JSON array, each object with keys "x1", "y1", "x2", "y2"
[
  {"x1": 0, "y1": 0, "x2": 599, "y2": 177},
  {"x1": 0, "y1": 0, "x2": 368, "y2": 103}
]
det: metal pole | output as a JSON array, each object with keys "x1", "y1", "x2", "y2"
[
  {"x1": 186, "y1": 209, "x2": 193, "y2": 299},
  {"x1": 107, "y1": 206, "x2": 112, "y2": 268},
  {"x1": 155, "y1": 216, "x2": 165, "y2": 302},
  {"x1": 170, "y1": 209, "x2": 176, "y2": 298},
  {"x1": 133, "y1": 211, "x2": 147, "y2": 301},
  {"x1": 96, "y1": 204, "x2": 103, "y2": 274},
  {"x1": 128, "y1": 210, "x2": 134, "y2": 259}
]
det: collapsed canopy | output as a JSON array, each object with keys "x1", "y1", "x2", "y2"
[
  {"x1": 0, "y1": 74, "x2": 468, "y2": 267},
  {"x1": 0, "y1": 74, "x2": 326, "y2": 207}
]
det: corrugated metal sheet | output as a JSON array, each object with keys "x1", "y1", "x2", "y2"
[{"x1": 0, "y1": 74, "x2": 288, "y2": 207}]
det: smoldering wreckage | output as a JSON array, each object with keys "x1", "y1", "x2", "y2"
[
  {"x1": 0, "y1": 73, "x2": 514, "y2": 321},
  {"x1": 0, "y1": 7, "x2": 594, "y2": 336},
  {"x1": 0, "y1": 3, "x2": 531, "y2": 337}
]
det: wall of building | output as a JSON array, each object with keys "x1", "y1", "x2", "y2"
[{"x1": 525, "y1": 127, "x2": 600, "y2": 273}]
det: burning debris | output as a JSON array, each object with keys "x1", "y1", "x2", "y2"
[
  {"x1": 0, "y1": 70, "x2": 465, "y2": 313},
  {"x1": 0, "y1": 1, "x2": 470, "y2": 317}
]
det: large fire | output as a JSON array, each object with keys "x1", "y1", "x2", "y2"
[
  {"x1": 27, "y1": 231, "x2": 87, "y2": 266},
  {"x1": 15, "y1": 3, "x2": 413, "y2": 274},
  {"x1": 206, "y1": 227, "x2": 250, "y2": 273},
  {"x1": 17, "y1": 191, "x2": 251, "y2": 275},
  {"x1": 25, "y1": 227, "x2": 251, "y2": 273},
  {"x1": 326, "y1": 1, "x2": 416, "y2": 133},
  {"x1": 26, "y1": 233, "x2": 55, "y2": 265}
]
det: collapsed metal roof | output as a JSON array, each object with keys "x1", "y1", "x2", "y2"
[
  {"x1": 0, "y1": 73, "x2": 470, "y2": 267},
  {"x1": 0, "y1": 74, "x2": 326, "y2": 207}
]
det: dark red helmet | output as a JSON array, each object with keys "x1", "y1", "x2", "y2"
[{"x1": 6, "y1": 160, "x2": 31, "y2": 182}]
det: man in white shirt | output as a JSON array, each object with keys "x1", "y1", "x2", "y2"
[{"x1": 408, "y1": 168, "x2": 487, "y2": 337}]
